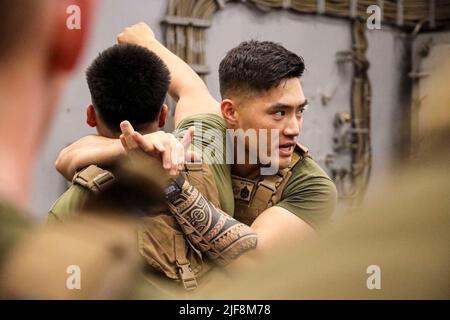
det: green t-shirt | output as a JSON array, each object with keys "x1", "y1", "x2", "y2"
[
  {"x1": 0, "y1": 200, "x2": 32, "y2": 273},
  {"x1": 1, "y1": 199, "x2": 167, "y2": 299},
  {"x1": 176, "y1": 113, "x2": 337, "y2": 229},
  {"x1": 48, "y1": 184, "x2": 90, "y2": 223}
]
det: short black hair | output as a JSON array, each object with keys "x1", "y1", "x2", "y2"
[
  {"x1": 219, "y1": 40, "x2": 305, "y2": 99},
  {"x1": 86, "y1": 43, "x2": 170, "y2": 132}
]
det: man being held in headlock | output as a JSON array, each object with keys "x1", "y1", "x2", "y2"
[
  {"x1": 56, "y1": 23, "x2": 337, "y2": 275},
  {"x1": 48, "y1": 43, "x2": 175, "y2": 222},
  {"x1": 49, "y1": 42, "x2": 258, "y2": 292}
]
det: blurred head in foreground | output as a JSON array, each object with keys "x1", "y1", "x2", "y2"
[{"x1": 0, "y1": 0, "x2": 93, "y2": 207}]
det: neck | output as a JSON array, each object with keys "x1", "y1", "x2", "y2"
[
  {"x1": 231, "y1": 163, "x2": 261, "y2": 180},
  {"x1": 98, "y1": 122, "x2": 158, "y2": 139},
  {"x1": 227, "y1": 129, "x2": 261, "y2": 179},
  {"x1": 0, "y1": 61, "x2": 47, "y2": 211}
]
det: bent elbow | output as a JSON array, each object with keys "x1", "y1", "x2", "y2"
[{"x1": 54, "y1": 148, "x2": 73, "y2": 181}]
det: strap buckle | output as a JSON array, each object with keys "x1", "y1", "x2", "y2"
[
  {"x1": 91, "y1": 171, "x2": 115, "y2": 192},
  {"x1": 257, "y1": 179, "x2": 278, "y2": 193},
  {"x1": 72, "y1": 165, "x2": 115, "y2": 193},
  {"x1": 176, "y1": 261, "x2": 198, "y2": 291}
]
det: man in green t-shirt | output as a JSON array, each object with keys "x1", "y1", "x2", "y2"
[
  {"x1": 48, "y1": 43, "x2": 174, "y2": 223},
  {"x1": 56, "y1": 23, "x2": 337, "y2": 271},
  {"x1": 50, "y1": 42, "x2": 236, "y2": 219}
]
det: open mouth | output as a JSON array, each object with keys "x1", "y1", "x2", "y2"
[{"x1": 278, "y1": 143, "x2": 295, "y2": 156}]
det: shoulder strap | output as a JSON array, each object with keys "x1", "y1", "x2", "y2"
[
  {"x1": 174, "y1": 234, "x2": 198, "y2": 291},
  {"x1": 249, "y1": 143, "x2": 309, "y2": 209},
  {"x1": 72, "y1": 165, "x2": 115, "y2": 193},
  {"x1": 270, "y1": 143, "x2": 309, "y2": 204},
  {"x1": 295, "y1": 142, "x2": 309, "y2": 158},
  {"x1": 252, "y1": 174, "x2": 284, "y2": 209}
]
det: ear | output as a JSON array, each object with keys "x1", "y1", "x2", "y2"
[
  {"x1": 221, "y1": 99, "x2": 238, "y2": 127},
  {"x1": 158, "y1": 104, "x2": 169, "y2": 128},
  {"x1": 86, "y1": 104, "x2": 97, "y2": 127},
  {"x1": 49, "y1": 0, "x2": 94, "y2": 73}
]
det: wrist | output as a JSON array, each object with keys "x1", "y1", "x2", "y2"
[
  {"x1": 112, "y1": 139, "x2": 127, "y2": 157},
  {"x1": 164, "y1": 174, "x2": 187, "y2": 201},
  {"x1": 142, "y1": 38, "x2": 160, "y2": 50}
]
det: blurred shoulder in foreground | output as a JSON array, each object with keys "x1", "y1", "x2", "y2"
[{"x1": 1, "y1": 156, "x2": 171, "y2": 299}]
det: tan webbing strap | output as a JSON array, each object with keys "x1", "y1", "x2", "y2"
[
  {"x1": 272, "y1": 170, "x2": 293, "y2": 205},
  {"x1": 269, "y1": 145, "x2": 306, "y2": 204},
  {"x1": 296, "y1": 142, "x2": 309, "y2": 157},
  {"x1": 289, "y1": 150, "x2": 302, "y2": 169},
  {"x1": 252, "y1": 174, "x2": 284, "y2": 209},
  {"x1": 184, "y1": 162, "x2": 221, "y2": 209},
  {"x1": 233, "y1": 144, "x2": 309, "y2": 225},
  {"x1": 72, "y1": 165, "x2": 115, "y2": 193},
  {"x1": 252, "y1": 148, "x2": 305, "y2": 209},
  {"x1": 174, "y1": 234, "x2": 198, "y2": 291}
]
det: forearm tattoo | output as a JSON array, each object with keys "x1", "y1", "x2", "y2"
[{"x1": 167, "y1": 184, "x2": 257, "y2": 266}]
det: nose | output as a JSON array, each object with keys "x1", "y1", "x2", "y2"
[{"x1": 283, "y1": 114, "x2": 300, "y2": 137}]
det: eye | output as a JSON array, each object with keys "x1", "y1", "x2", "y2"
[
  {"x1": 274, "y1": 110, "x2": 286, "y2": 117},
  {"x1": 297, "y1": 105, "x2": 308, "y2": 116}
]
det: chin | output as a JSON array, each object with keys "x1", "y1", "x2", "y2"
[{"x1": 278, "y1": 156, "x2": 292, "y2": 170}]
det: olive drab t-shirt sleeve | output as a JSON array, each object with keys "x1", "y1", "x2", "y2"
[
  {"x1": 47, "y1": 184, "x2": 91, "y2": 223},
  {"x1": 0, "y1": 201, "x2": 32, "y2": 271},
  {"x1": 175, "y1": 113, "x2": 235, "y2": 216},
  {"x1": 276, "y1": 157, "x2": 338, "y2": 230}
]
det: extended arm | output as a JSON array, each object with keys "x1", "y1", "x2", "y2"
[
  {"x1": 211, "y1": 207, "x2": 319, "y2": 274},
  {"x1": 169, "y1": 174, "x2": 336, "y2": 272},
  {"x1": 55, "y1": 135, "x2": 125, "y2": 181},
  {"x1": 55, "y1": 126, "x2": 193, "y2": 181},
  {"x1": 166, "y1": 177, "x2": 258, "y2": 266}
]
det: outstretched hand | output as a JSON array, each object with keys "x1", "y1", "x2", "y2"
[{"x1": 119, "y1": 121, "x2": 198, "y2": 177}]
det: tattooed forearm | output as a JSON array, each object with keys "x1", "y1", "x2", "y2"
[{"x1": 167, "y1": 184, "x2": 257, "y2": 266}]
